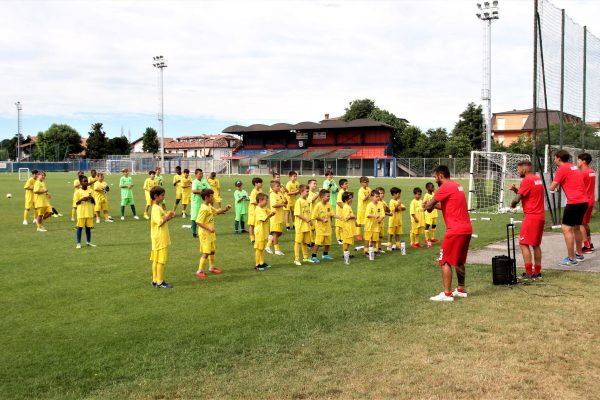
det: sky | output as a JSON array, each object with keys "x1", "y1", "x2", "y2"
[{"x1": 1, "y1": 0, "x2": 599, "y2": 141}]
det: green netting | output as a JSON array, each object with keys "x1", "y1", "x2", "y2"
[
  {"x1": 320, "y1": 149, "x2": 358, "y2": 159},
  {"x1": 259, "y1": 150, "x2": 307, "y2": 161},
  {"x1": 298, "y1": 149, "x2": 335, "y2": 159}
]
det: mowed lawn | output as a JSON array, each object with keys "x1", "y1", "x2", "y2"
[{"x1": 1, "y1": 172, "x2": 599, "y2": 399}]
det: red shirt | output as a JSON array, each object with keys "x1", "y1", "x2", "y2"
[
  {"x1": 518, "y1": 174, "x2": 545, "y2": 219},
  {"x1": 433, "y1": 179, "x2": 472, "y2": 235},
  {"x1": 554, "y1": 163, "x2": 588, "y2": 204},
  {"x1": 580, "y1": 167, "x2": 596, "y2": 203}
]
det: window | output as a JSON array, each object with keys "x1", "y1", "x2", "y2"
[
  {"x1": 497, "y1": 118, "x2": 505, "y2": 130},
  {"x1": 497, "y1": 135, "x2": 505, "y2": 144}
]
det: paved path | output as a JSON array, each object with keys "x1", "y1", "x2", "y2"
[{"x1": 467, "y1": 232, "x2": 600, "y2": 272}]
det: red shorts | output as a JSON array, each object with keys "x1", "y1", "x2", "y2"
[
  {"x1": 582, "y1": 202, "x2": 594, "y2": 225},
  {"x1": 519, "y1": 216, "x2": 545, "y2": 247},
  {"x1": 438, "y1": 234, "x2": 471, "y2": 267}
]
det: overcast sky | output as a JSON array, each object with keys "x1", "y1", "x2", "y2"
[{"x1": 1, "y1": 0, "x2": 599, "y2": 140}]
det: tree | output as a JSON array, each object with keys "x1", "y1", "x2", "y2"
[
  {"x1": 451, "y1": 103, "x2": 484, "y2": 150},
  {"x1": 397, "y1": 126, "x2": 425, "y2": 157},
  {"x1": 445, "y1": 134, "x2": 472, "y2": 158},
  {"x1": 107, "y1": 136, "x2": 131, "y2": 155},
  {"x1": 34, "y1": 124, "x2": 83, "y2": 161},
  {"x1": 0, "y1": 134, "x2": 25, "y2": 160},
  {"x1": 142, "y1": 127, "x2": 160, "y2": 155},
  {"x1": 86, "y1": 122, "x2": 108, "y2": 159},
  {"x1": 343, "y1": 99, "x2": 377, "y2": 121}
]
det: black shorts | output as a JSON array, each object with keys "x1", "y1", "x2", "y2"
[{"x1": 562, "y1": 203, "x2": 589, "y2": 227}]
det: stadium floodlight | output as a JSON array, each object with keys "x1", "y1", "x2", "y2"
[
  {"x1": 152, "y1": 55, "x2": 168, "y2": 172},
  {"x1": 476, "y1": 0, "x2": 499, "y2": 152},
  {"x1": 15, "y1": 101, "x2": 22, "y2": 162}
]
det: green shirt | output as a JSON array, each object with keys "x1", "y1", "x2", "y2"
[
  {"x1": 323, "y1": 178, "x2": 339, "y2": 211},
  {"x1": 234, "y1": 189, "x2": 249, "y2": 215},
  {"x1": 155, "y1": 174, "x2": 164, "y2": 187},
  {"x1": 119, "y1": 176, "x2": 133, "y2": 199},
  {"x1": 190, "y1": 178, "x2": 211, "y2": 220}
]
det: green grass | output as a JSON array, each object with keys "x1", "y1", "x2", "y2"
[{"x1": 1, "y1": 172, "x2": 599, "y2": 399}]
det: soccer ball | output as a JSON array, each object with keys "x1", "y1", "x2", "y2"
[{"x1": 6, "y1": 193, "x2": 12, "y2": 199}]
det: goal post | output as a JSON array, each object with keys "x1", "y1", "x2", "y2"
[
  {"x1": 18, "y1": 168, "x2": 30, "y2": 181},
  {"x1": 105, "y1": 159, "x2": 136, "y2": 175},
  {"x1": 468, "y1": 151, "x2": 531, "y2": 213}
]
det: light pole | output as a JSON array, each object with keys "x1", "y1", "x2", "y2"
[
  {"x1": 15, "y1": 101, "x2": 22, "y2": 161},
  {"x1": 152, "y1": 55, "x2": 168, "y2": 171},
  {"x1": 476, "y1": 1, "x2": 499, "y2": 152}
]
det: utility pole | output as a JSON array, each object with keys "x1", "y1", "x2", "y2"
[
  {"x1": 152, "y1": 55, "x2": 168, "y2": 172},
  {"x1": 15, "y1": 101, "x2": 22, "y2": 161}
]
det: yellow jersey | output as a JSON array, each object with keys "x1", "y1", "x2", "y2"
[
  {"x1": 33, "y1": 180, "x2": 49, "y2": 208},
  {"x1": 410, "y1": 198, "x2": 425, "y2": 227},
  {"x1": 335, "y1": 188, "x2": 346, "y2": 227},
  {"x1": 143, "y1": 177, "x2": 157, "y2": 192},
  {"x1": 75, "y1": 188, "x2": 95, "y2": 219},
  {"x1": 341, "y1": 204, "x2": 355, "y2": 239},
  {"x1": 93, "y1": 181, "x2": 108, "y2": 203},
  {"x1": 286, "y1": 180, "x2": 299, "y2": 206},
  {"x1": 88, "y1": 176, "x2": 98, "y2": 188},
  {"x1": 150, "y1": 204, "x2": 171, "y2": 251},
  {"x1": 357, "y1": 186, "x2": 371, "y2": 214},
  {"x1": 307, "y1": 191, "x2": 318, "y2": 215},
  {"x1": 173, "y1": 174, "x2": 183, "y2": 194},
  {"x1": 249, "y1": 188, "x2": 262, "y2": 212},
  {"x1": 388, "y1": 198, "x2": 404, "y2": 227},
  {"x1": 312, "y1": 201, "x2": 334, "y2": 236},
  {"x1": 254, "y1": 205, "x2": 270, "y2": 242},
  {"x1": 207, "y1": 178, "x2": 220, "y2": 197},
  {"x1": 269, "y1": 191, "x2": 286, "y2": 225},
  {"x1": 364, "y1": 202, "x2": 382, "y2": 233},
  {"x1": 196, "y1": 203, "x2": 218, "y2": 242},
  {"x1": 24, "y1": 177, "x2": 36, "y2": 204},
  {"x1": 181, "y1": 175, "x2": 193, "y2": 195},
  {"x1": 423, "y1": 192, "x2": 438, "y2": 218},
  {"x1": 294, "y1": 197, "x2": 311, "y2": 233}
]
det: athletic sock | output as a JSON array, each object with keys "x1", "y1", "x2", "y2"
[
  {"x1": 240, "y1": 220, "x2": 245, "y2": 230},
  {"x1": 301, "y1": 244, "x2": 308, "y2": 259},
  {"x1": 120, "y1": 206, "x2": 125, "y2": 217},
  {"x1": 525, "y1": 262, "x2": 533, "y2": 275},
  {"x1": 395, "y1": 241, "x2": 400, "y2": 248},
  {"x1": 444, "y1": 291, "x2": 452, "y2": 297},
  {"x1": 259, "y1": 251, "x2": 265, "y2": 265},
  {"x1": 323, "y1": 251, "x2": 328, "y2": 256},
  {"x1": 255, "y1": 249, "x2": 261, "y2": 266},
  {"x1": 209, "y1": 255, "x2": 215, "y2": 268},
  {"x1": 156, "y1": 262, "x2": 165, "y2": 284},
  {"x1": 76, "y1": 227, "x2": 82, "y2": 243},
  {"x1": 274, "y1": 244, "x2": 280, "y2": 251},
  {"x1": 152, "y1": 260, "x2": 158, "y2": 283},
  {"x1": 191, "y1": 221, "x2": 197, "y2": 236},
  {"x1": 431, "y1": 228, "x2": 436, "y2": 240},
  {"x1": 424, "y1": 229, "x2": 430, "y2": 241},
  {"x1": 250, "y1": 234, "x2": 255, "y2": 242},
  {"x1": 131, "y1": 205, "x2": 137, "y2": 215},
  {"x1": 294, "y1": 242, "x2": 301, "y2": 260},
  {"x1": 198, "y1": 257, "x2": 207, "y2": 271},
  {"x1": 23, "y1": 210, "x2": 28, "y2": 220},
  {"x1": 312, "y1": 253, "x2": 317, "y2": 258},
  {"x1": 85, "y1": 227, "x2": 91, "y2": 243},
  {"x1": 534, "y1": 264, "x2": 542, "y2": 274},
  {"x1": 234, "y1": 221, "x2": 239, "y2": 231}
]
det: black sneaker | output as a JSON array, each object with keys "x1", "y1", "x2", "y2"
[
  {"x1": 518, "y1": 273, "x2": 534, "y2": 282},
  {"x1": 156, "y1": 281, "x2": 173, "y2": 289},
  {"x1": 151, "y1": 281, "x2": 157, "y2": 287},
  {"x1": 582, "y1": 246, "x2": 594, "y2": 254},
  {"x1": 255, "y1": 265, "x2": 267, "y2": 271},
  {"x1": 532, "y1": 273, "x2": 543, "y2": 281},
  {"x1": 241, "y1": 229, "x2": 248, "y2": 233},
  {"x1": 192, "y1": 234, "x2": 198, "y2": 238}
]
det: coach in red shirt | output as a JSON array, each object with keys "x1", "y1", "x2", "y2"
[
  {"x1": 550, "y1": 150, "x2": 589, "y2": 266},
  {"x1": 578, "y1": 153, "x2": 596, "y2": 253},
  {"x1": 509, "y1": 161, "x2": 545, "y2": 280},
  {"x1": 424, "y1": 165, "x2": 472, "y2": 302}
]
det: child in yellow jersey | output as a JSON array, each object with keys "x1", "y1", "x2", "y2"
[
  {"x1": 266, "y1": 180, "x2": 287, "y2": 256},
  {"x1": 293, "y1": 185, "x2": 313, "y2": 265},
  {"x1": 195, "y1": 188, "x2": 232, "y2": 279},
  {"x1": 335, "y1": 179, "x2": 349, "y2": 244},
  {"x1": 247, "y1": 177, "x2": 263, "y2": 243},
  {"x1": 93, "y1": 172, "x2": 113, "y2": 223},
  {"x1": 356, "y1": 176, "x2": 371, "y2": 240},
  {"x1": 33, "y1": 171, "x2": 53, "y2": 232},
  {"x1": 75, "y1": 176, "x2": 96, "y2": 248},
  {"x1": 311, "y1": 189, "x2": 340, "y2": 262},
  {"x1": 307, "y1": 179, "x2": 319, "y2": 245},
  {"x1": 254, "y1": 193, "x2": 276, "y2": 271},
  {"x1": 180, "y1": 169, "x2": 193, "y2": 218},
  {"x1": 285, "y1": 171, "x2": 299, "y2": 230},
  {"x1": 149, "y1": 186, "x2": 176, "y2": 288},
  {"x1": 387, "y1": 187, "x2": 406, "y2": 251},
  {"x1": 22, "y1": 169, "x2": 38, "y2": 225},
  {"x1": 423, "y1": 182, "x2": 439, "y2": 246},
  {"x1": 341, "y1": 191, "x2": 357, "y2": 265},
  {"x1": 410, "y1": 187, "x2": 425, "y2": 248},
  {"x1": 88, "y1": 169, "x2": 98, "y2": 190},
  {"x1": 172, "y1": 166, "x2": 183, "y2": 212},
  {"x1": 207, "y1": 172, "x2": 222, "y2": 209},
  {"x1": 70, "y1": 171, "x2": 84, "y2": 222},
  {"x1": 364, "y1": 190, "x2": 384, "y2": 260},
  {"x1": 143, "y1": 170, "x2": 157, "y2": 219},
  {"x1": 376, "y1": 187, "x2": 389, "y2": 253}
]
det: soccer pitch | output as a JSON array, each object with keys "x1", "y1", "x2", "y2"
[{"x1": 2, "y1": 172, "x2": 600, "y2": 399}]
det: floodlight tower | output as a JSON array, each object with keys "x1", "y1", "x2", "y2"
[
  {"x1": 152, "y1": 55, "x2": 168, "y2": 171},
  {"x1": 15, "y1": 101, "x2": 22, "y2": 161},
  {"x1": 476, "y1": 1, "x2": 499, "y2": 152}
]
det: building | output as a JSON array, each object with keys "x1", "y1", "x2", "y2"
[
  {"x1": 492, "y1": 108, "x2": 581, "y2": 145},
  {"x1": 130, "y1": 137, "x2": 174, "y2": 155},
  {"x1": 164, "y1": 135, "x2": 240, "y2": 159}
]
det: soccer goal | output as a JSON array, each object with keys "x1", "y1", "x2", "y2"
[
  {"x1": 105, "y1": 159, "x2": 136, "y2": 175},
  {"x1": 18, "y1": 167, "x2": 30, "y2": 181},
  {"x1": 543, "y1": 144, "x2": 600, "y2": 173},
  {"x1": 468, "y1": 151, "x2": 531, "y2": 213}
]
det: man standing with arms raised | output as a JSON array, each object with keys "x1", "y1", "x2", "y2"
[
  {"x1": 550, "y1": 150, "x2": 589, "y2": 266},
  {"x1": 424, "y1": 165, "x2": 472, "y2": 302},
  {"x1": 578, "y1": 153, "x2": 596, "y2": 254},
  {"x1": 509, "y1": 161, "x2": 545, "y2": 281}
]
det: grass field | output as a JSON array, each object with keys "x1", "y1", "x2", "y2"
[{"x1": 1, "y1": 172, "x2": 599, "y2": 399}]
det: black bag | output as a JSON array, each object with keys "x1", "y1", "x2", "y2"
[{"x1": 492, "y1": 223, "x2": 517, "y2": 285}]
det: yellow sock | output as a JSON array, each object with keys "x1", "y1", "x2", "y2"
[
  {"x1": 396, "y1": 241, "x2": 400, "y2": 248},
  {"x1": 24, "y1": 210, "x2": 29, "y2": 220},
  {"x1": 152, "y1": 261, "x2": 158, "y2": 283},
  {"x1": 255, "y1": 249, "x2": 261, "y2": 265},
  {"x1": 199, "y1": 257, "x2": 207, "y2": 271},
  {"x1": 425, "y1": 230, "x2": 430, "y2": 241},
  {"x1": 343, "y1": 243, "x2": 349, "y2": 251},
  {"x1": 71, "y1": 209, "x2": 76, "y2": 218},
  {"x1": 431, "y1": 229, "x2": 436, "y2": 240},
  {"x1": 266, "y1": 240, "x2": 273, "y2": 248},
  {"x1": 410, "y1": 232, "x2": 415, "y2": 244},
  {"x1": 260, "y1": 252, "x2": 265, "y2": 265},
  {"x1": 294, "y1": 242, "x2": 301, "y2": 260},
  {"x1": 156, "y1": 262, "x2": 165, "y2": 284},
  {"x1": 250, "y1": 234, "x2": 255, "y2": 242},
  {"x1": 302, "y1": 243, "x2": 308, "y2": 259},
  {"x1": 209, "y1": 255, "x2": 215, "y2": 268},
  {"x1": 274, "y1": 244, "x2": 280, "y2": 251}
]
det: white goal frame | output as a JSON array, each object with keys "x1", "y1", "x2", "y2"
[
  {"x1": 105, "y1": 159, "x2": 136, "y2": 175},
  {"x1": 18, "y1": 167, "x2": 30, "y2": 181}
]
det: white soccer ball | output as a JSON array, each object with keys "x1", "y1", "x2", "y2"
[{"x1": 6, "y1": 193, "x2": 12, "y2": 199}]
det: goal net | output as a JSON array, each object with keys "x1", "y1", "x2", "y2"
[
  {"x1": 468, "y1": 151, "x2": 531, "y2": 213},
  {"x1": 543, "y1": 144, "x2": 600, "y2": 173},
  {"x1": 18, "y1": 168, "x2": 30, "y2": 181},
  {"x1": 105, "y1": 159, "x2": 136, "y2": 175}
]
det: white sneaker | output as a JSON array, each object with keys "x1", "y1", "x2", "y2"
[
  {"x1": 96, "y1": 219, "x2": 101, "y2": 223},
  {"x1": 120, "y1": 216, "x2": 125, "y2": 220},
  {"x1": 430, "y1": 292, "x2": 454, "y2": 302},
  {"x1": 294, "y1": 260, "x2": 302, "y2": 266},
  {"x1": 133, "y1": 216, "x2": 140, "y2": 220},
  {"x1": 37, "y1": 227, "x2": 47, "y2": 232},
  {"x1": 22, "y1": 219, "x2": 28, "y2": 225},
  {"x1": 86, "y1": 242, "x2": 97, "y2": 247},
  {"x1": 452, "y1": 289, "x2": 468, "y2": 298},
  {"x1": 265, "y1": 247, "x2": 273, "y2": 254},
  {"x1": 182, "y1": 213, "x2": 187, "y2": 218},
  {"x1": 106, "y1": 219, "x2": 114, "y2": 223},
  {"x1": 274, "y1": 250, "x2": 285, "y2": 256},
  {"x1": 344, "y1": 253, "x2": 350, "y2": 265},
  {"x1": 71, "y1": 217, "x2": 75, "y2": 222},
  {"x1": 387, "y1": 247, "x2": 392, "y2": 252},
  {"x1": 76, "y1": 243, "x2": 82, "y2": 249}
]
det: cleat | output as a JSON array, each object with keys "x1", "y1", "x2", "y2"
[
  {"x1": 337, "y1": 240, "x2": 343, "y2": 245},
  {"x1": 322, "y1": 254, "x2": 334, "y2": 260},
  {"x1": 262, "y1": 263, "x2": 272, "y2": 269},
  {"x1": 304, "y1": 258, "x2": 316, "y2": 263},
  {"x1": 410, "y1": 244, "x2": 419, "y2": 249},
  {"x1": 430, "y1": 292, "x2": 454, "y2": 302},
  {"x1": 265, "y1": 247, "x2": 273, "y2": 254},
  {"x1": 196, "y1": 270, "x2": 207, "y2": 279},
  {"x1": 294, "y1": 260, "x2": 302, "y2": 266},
  {"x1": 241, "y1": 229, "x2": 248, "y2": 233},
  {"x1": 532, "y1": 273, "x2": 543, "y2": 281},
  {"x1": 518, "y1": 272, "x2": 534, "y2": 283},
  {"x1": 96, "y1": 219, "x2": 101, "y2": 223},
  {"x1": 452, "y1": 289, "x2": 468, "y2": 298},
  {"x1": 274, "y1": 250, "x2": 285, "y2": 256},
  {"x1": 76, "y1": 243, "x2": 82, "y2": 249},
  {"x1": 52, "y1": 214, "x2": 59, "y2": 218},
  {"x1": 558, "y1": 257, "x2": 578, "y2": 266},
  {"x1": 575, "y1": 254, "x2": 585, "y2": 262},
  {"x1": 105, "y1": 219, "x2": 113, "y2": 223},
  {"x1": 310, "y1": 256, "x2": 320, "y2": 263},
  {"x1": 430, "y1": 238, "x2": 440, "y2": 243},
  {"x1": 37, "y1": 227, "x2": 47, "y2": 232},
  {"x1": 71, "y1": 217, "x2": 75, "y2": 222},
  {"x1": 133, "y1": 216, "x2": 140, "y2": 220},
  {"x1": 182, "y1": 213, "x2": 187, "y2": 218},
  {"x1": 209, "y1": 268, "x2": 222, "y2": 274},
  {"x1": 387, "y1": 247, "x2": 393, "y2": 252},
  {"x1": 120, "y1": 216, "x2": 125, "y2": 220},
  {"x1": 582, "y1": 246, "x2": 594, "y2": 254},
  {"x1": 416, "y1": 243, "x2": 424, "y2": 248},
  {"x1": 151, "y1": 281, "x2": 157, "y2": 287},
  {"x1": 234, "y1": 230, "x2": 240, "y2": 234},
  {"x1": 156, "y1": 281, "x2": 173, "y2": 289},
  {"x1": 378, "y1": 249, "x2": 386, "y2": 254},
  {"x1": 143, "y1": 215, "x2": 150, "y2": 220},
  {"x1": 22, "y1": 219, "x2": 28, "y2": 225},
  {"x1": 255, "y1": 265, "x2": 267, "y2": 271},
  {"x1": 86, "y1": 242, "x2": 97, "y2": 247}
]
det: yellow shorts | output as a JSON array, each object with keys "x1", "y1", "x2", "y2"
[
  {"x1": 254, "y1": 240, "x2": 266, "y2": 251},
  {"x1": 315, "y1": 234, "x2": 332, "y2": 246},
  {"x1": 270, "y1": 222, "x2": 283, "y2": 233},
  {"x1": 286, "y1": 203, "x2": 295, "y2": 212},
  {"x1": 200, "y1": 240, "x2": 216, "y2": 255},
  {"x1": 357, "y1": 210, "x2": 366, "y2": 225},
  {"x1": 410, "y1": 225, "x2": 424, "y2": 235},
  {"x1": 145, "y1": 193, "x2": 152, "y2": 206},
  {"x1": 25, "y1": 193, "x2": 34, "y2": 209},
  {"x1": 176, "y1": 191, "x2": 182, "y2": 200},
  {"x1": 76, "y1": 217, "x2": 94, "y2": 228},
  {"x1": 342, "y1": 236, "x2": 355, "y2": 245},
  {"x1": 364, "y1": 231, "x2": 379, "y2": 242},
  {"x1": 182, "y1": 193, "x2": 191, "y2": 205},
  {"x1": 150, "y1": 248, "x2": 168, "y2": 264},
  {"x1": 248, "y1": 209, "x2": 256, "y2": 226},
  {"x1": 94, "y1": 199, "x2": 108, "y2": 212},
  {"x1": 213, "y1": 195, "x2": 222, "y2": 203},
  {"x1": 388, "y1": 226, "x2": 403, "y2": 235},
  {"x1": 35, "y1": 206, "x2": 52, "y2": 217},
  {"x1": 295, "y1": 231, "x2": 312, "y2": 244},
  {"x1": 424, "y1": 216, "x2": 437, "y2": 226}
]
